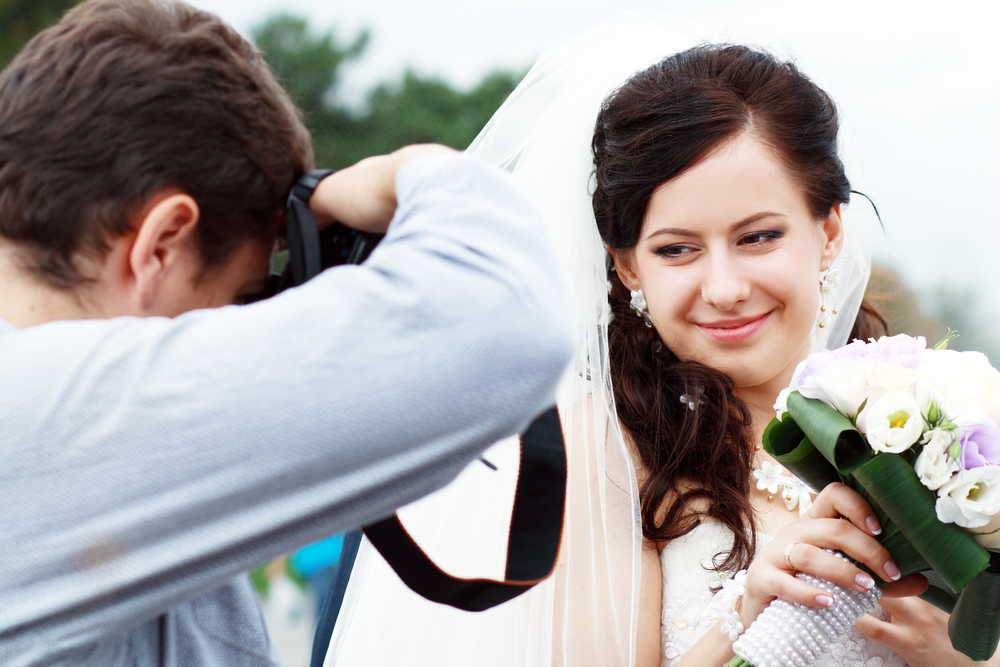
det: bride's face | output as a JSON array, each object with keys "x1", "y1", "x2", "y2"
[{"x1": 612, "y1": 134, "x2": 844, "y2": 397}]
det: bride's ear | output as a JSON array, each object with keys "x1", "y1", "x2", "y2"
[
  {"x1": 818, "y1": 203, "x2": 845, "y2": 271},
  {"x1": 609, "y1": 247, "x2": 641, "y2": 291}
]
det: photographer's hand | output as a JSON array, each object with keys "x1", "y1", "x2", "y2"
[{"x1": 310, "y1": 144, "x2": 457, "y2": 233}]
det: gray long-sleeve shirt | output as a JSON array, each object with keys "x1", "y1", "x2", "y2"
[{"x1": 0, "y1": 154, "x2": 575, "y2": 666}]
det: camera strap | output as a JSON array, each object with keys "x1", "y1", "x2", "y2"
[
  {"x1": 362, "y1": 406, "x2": 566, "y2": 612},
  {"x1": 286, "y1": 169, "x2": 332, "y2": 285}
]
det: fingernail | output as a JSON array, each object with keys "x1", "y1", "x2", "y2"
[
  {"x1": 884, "y1": 561, "x2": 900, "y2": 581},
  {"x1": 855, "y1": 573, "x2": 875, "y2": 590},
  {"x1": 865, "y1": 516, "x2": 882, "y2": 535},
  {"x1": 815, "y1": 594, "x2": 833, "y2": 607}
]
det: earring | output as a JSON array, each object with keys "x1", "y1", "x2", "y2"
[
  {"x1": 818, "y1": 268, "x2": 839, "y2": 329},
  {"x1": 629, "y1": 289, "x2": 652, "y2": 328}
]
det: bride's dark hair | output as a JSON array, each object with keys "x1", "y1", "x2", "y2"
[{"x1": 592, "y1": 45, "x2": 885, "y2": 572}]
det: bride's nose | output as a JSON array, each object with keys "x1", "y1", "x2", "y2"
[{"x1": 700, "y1": 252, "x2": 751, "y2": 311}]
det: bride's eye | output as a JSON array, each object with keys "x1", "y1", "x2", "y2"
[
  {"x1": 653, "y1": 244, "x2": 694, "y2": 259},
  {"x1": 739, "y1": 230, "x2": 784, "y2": 247}
]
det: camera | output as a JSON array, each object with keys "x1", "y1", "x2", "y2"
[{"x1": 244, "y1": 169, "x2": 383, "y2": 302}]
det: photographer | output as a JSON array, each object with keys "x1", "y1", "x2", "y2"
[{"x1": 0, "y1": 1, "x2": 573, "y2": 666}]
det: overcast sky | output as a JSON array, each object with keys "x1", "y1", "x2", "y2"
[{"x1": 190, "y1": 0, "x2": 1000, "y2": 315}]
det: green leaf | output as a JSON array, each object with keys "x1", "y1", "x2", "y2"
[
  {"x1": 851, "y1": 454, "x2": 989, "y2": 592},
  {"x1": 871, "y1": 526, "x2": 928, "y2": 582},
  {"x1": 762, "y1": 414, "x2": 843, "y2": 492},
  {"x1": 785, "y1": 392, "x2": 873, "y2": 474},
  {"x1": 949, "y1": 551, "x2": 1000, "y2": 660},
  {"x1": 920, "y1": 581, "x2": 959, "y2": 614}
]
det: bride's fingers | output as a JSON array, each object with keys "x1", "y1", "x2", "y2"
[
  {"x1": 881, "y1": 573, "x2": 928, "y2": 598},
  {"x1": 806, "y1": 482, "x2": 882, "y2": 538},
  {"x1": 790, "y1": 517, "x2": 900, "y2": 583},
  {"x1": 744, "y1": 553, "x2": 846, "y2": 614},
  {"x1": 779, "y1": 542, "x2": 879, "y2": 596}
]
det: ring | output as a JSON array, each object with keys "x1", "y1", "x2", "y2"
[{"x1": 783, "y1": 542, "x2": 798, "y2": 569}]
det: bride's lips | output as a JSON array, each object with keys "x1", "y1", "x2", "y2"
[{"x1": 695, "y1": 312, "x2": 771, "y2": 344}]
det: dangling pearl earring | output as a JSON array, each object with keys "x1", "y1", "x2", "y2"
[
  {"x1": 629, "y1": 289, "x2": 653, "y2": 328},
  {"x1": 818, "y1": 268, "x2": 839, "y2": 329}
]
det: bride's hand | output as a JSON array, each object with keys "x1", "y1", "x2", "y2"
[
  {"x1": 855, "y1": 596, "x2": 1000, "y2": 667},
  {"x1": 740, "y1": 482, "x2": 906, "y2": 628}
]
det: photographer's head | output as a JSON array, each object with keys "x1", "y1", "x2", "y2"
[{"x1": 0, "y1": 0, "x2": 312, "y2": 323}]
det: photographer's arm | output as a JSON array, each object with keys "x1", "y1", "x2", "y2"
[
  {"x1": 309, "y1": 144, "x2": 456, "y2": 233},
  {"x1": 0, "y1": 149, "x2": 574, "y2": 654}
]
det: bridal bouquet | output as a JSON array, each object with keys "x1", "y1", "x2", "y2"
[{"x1": 726, "y1": 333, "x2": 1000, "y2": 667}]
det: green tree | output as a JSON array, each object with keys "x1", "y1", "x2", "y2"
[
  {"x1": 252, "y1": 14, "x2": 521, "y2": 170},
  {"x1": 252, "y1": 15, "x2": 368, "y2": 168},
  {"x1": 0, "y1": 0, "x2": 80, "y2": 69},
  {"x1": 355, "y1": 70, "x2": 522, "y2": 160},
  {"x1": 253, "y1": 15, "x2": 368, "y2": 122}
]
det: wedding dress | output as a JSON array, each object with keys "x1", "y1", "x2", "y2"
[{"x1": 324, "y1": 12, "x2": 882, "y2": 667}]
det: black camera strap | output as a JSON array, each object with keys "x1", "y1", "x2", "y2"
[
  {"x1": 362, "y1": 406, "x2": 566, "y2": 611},
  {"x1": 286, "y1": 169, "x2": 332, "y2": 286}
]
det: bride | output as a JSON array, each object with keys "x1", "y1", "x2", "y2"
[{"x1": 324, "y1": 13, "x2": 991, "y2": 667}]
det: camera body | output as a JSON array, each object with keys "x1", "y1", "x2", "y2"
[{"x1": 245, "y1": 170, "x2": 383, "y2": 302}]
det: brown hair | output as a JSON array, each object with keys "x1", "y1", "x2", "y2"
[
  {"x1": 593, "y1": 45, "x2": 885, "y2": 572},
  {"x1": 0, "y1": 0, "x2": 313, "y2": 288}
]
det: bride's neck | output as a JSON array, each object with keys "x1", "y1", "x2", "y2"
[
  {"x1": 737, "y1": 387, "x2": 780, "y2": 432},
  {"x1": 736, "y1": 341, "x2": 812, "y2": 443}
]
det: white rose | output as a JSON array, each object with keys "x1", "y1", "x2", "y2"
[
  {"x1": 864, "y1": 390, "x2": 925, "y2": 454},
  {"x1": 916, "y1": 350, "x2": 1000, "y2": 426},
  {"x1": 774, "y1": 387, "x2": 793, "y2": 419},
  {"x1": 799, "y1": 356, "x2": 869, "y2": 418},
  {"x1": 935, "y1": 466, "x2": 1000, "y2": 529},
  {"x1": 874, "y1": 333, "x2": 922, "y2": 348},
  {"x1": 867, "y1": 360, "x2": 919, "y2": 393},
  {"x1": 913, "y1": 429, "x2": 959, "y2": 491}
]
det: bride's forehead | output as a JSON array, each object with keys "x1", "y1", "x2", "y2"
[{"x1": 642, "y1": 137, "x2": 812, "y2": 233}]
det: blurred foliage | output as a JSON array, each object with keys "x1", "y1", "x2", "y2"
[
  {"x1": 253, "y1": 15, "x2": 369, "y2": 115},
  {"x1": 252, "y1": 14, "x2": 521, "y2": 169},
  {"x1": 0, "y1": 0, "x2": 80, "y2": 69},
  {"x1": 867, "y1": 264, "x2": 1000, "y2": 364}
]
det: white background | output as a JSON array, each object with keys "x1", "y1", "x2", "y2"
[{"x1": 191, "y1": 0, "x2": 1000, "y2": 314}]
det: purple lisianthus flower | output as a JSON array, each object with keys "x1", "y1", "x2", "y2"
[
  {"x1": 959, "y1": 421, "x2": 1000, "y2": 469},
  {"x1": 868, "y1": 334, "x2": 926, "y2": 370},
  {"x1": 790, "y1": 335, "x2": 926, "y2": 394},
  {"x1": 791, "y1": 339, "x2": 867, "y2": 389}
]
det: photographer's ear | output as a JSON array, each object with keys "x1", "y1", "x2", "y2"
[{"x1": 128, "y1": 191, "x2": 201, "y2": 312}]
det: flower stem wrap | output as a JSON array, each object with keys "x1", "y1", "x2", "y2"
[
  {"x1": 752, "y1": 391, "x2": 1000, "y2": 662},
  {"x1": 949, "y1": 551, "x2": 1000, "y2": 660}
]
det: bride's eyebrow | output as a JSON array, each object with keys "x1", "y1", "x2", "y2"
[
  {"x1": 643, "y1": 211, "x2": 786, "y2": 242},
  {"x1": 730, "y1": 211, "x2": 785, "y2": 232}
]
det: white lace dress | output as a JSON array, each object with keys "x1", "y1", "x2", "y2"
[{"x1": 659, "y1": 521, "x2": 908, "y2": 667}]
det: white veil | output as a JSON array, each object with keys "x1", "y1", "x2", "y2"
[{"x1": 325, "y1": 11, "x2": 873, "y2": 667}]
